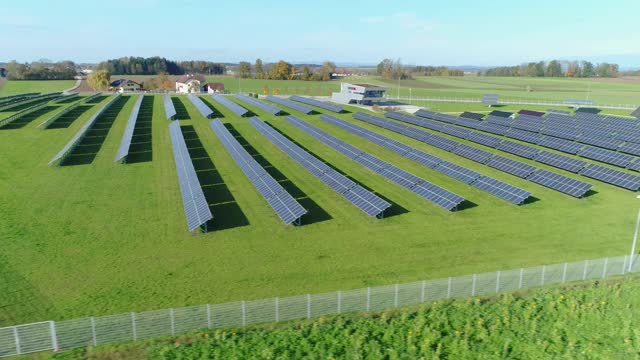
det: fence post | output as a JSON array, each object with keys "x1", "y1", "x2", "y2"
[
  {"x1": 169, "y1": 308, "x2": 175, "y2": 336},
  {"x1": 206, "y1": 304, "x2": 212, "y2": 329},
  {"x1": 90, "y1": 317, "x2": 97, "y2": 346},
  {"x1": 622, "y1": 256, "x2": 627, "y2": 275},
  {"x1": 337, "y1": 291, "x2": 342, "y2": 314},
  {"x1": 131, "y1": 312, "x2": 137, "y2": 341},
  {"x1": 518, "y1": 268, "x2": 524, "y2": 289},
  {"x1": 366, "y1": 287, "x2": 371, "y2": 311},
  {"x1": 495, "y1": 271, "x2": 501, "y2": 293},
  {"x1": 471, "y1": 274, "x2": 477, "y2": 296},
  {"x1": 241, "y1": 301, "x2": 246, "y2": 326},
  {"x1": 583, "y1": 260, "x2": 589, "y2": 280},
  {"x1": 306, "y1": 294, "x2": 311, "y2": 319},
  {"x1": 420, "y1": 280, "x2": 426, "y2": 303},
  {"x1": 447, "y1": 277, "x2": 452, "y2": 299},
  {"x1": 275, "y1": 298, "x2": 279, "y2": 322},
  {"x1": 394, "y1": 284, "x2": 399, "y2": 307},
  {"x1": 541, "y1": 265, "x2": 546, "y2": 286},
  {"x1": 49, "y1": 321, "x2": 59, "y2": 352},
  {"x1": 602, "y1": 257, "x2": 608, "y2": 278},
  {"x1": 13, "y1": 326, "x2": 20, "y2": 355},
  {"x1": 562, "y1": 263, "x2": 568, "y2": 282}
]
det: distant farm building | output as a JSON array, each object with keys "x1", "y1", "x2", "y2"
[
  {"x1": 331, "y1": 69, "x2": 354, "y2": 78},
  {"x1": 331, "y1": 83, "x2": 387, "y2": 105},
  {"x1": 176, "y1": 74, "x2": 206, "y2": 93},
  {"x1": 110, "y1": 79, "x2": 142, "y2": 93},
  {"x1": 206, "y1": 82, "x2": 225, "y2": 94}
]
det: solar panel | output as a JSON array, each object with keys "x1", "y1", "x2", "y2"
[
  {"x1": 49, "y1": 95, "x2": 122, "y2": 166},
  {"x1": 209, "y1": 119, "x2": 306, "y2": 224},
  {"x1": 575, "y1": 107, "x2": 601, "y2": 114},
  {"x1": 547, "y1": 109, "x2": 571, "y2": 115},
  {"x1": 164, "y1": 94, "x2": 177, "y2": 120},
  {"x1": 541, "y1": 127, "x2": 579, "y2": 141},
  {"x1": 459, "y1": 112, "x2": 484, "y2": 120},
  {"x1": 439, "y1": 125, "x2": 472, "y2": 138},
  {"x1": 286, "y1": 115, "x2": 465, "y2": 211},
  {"x1": 188, "y1": 95, "x2": 214, "y2": 118},
  {"x1": 578, "y1": 146, "x2": 634, "y2": 167},
  {"x1": 265, "y1": 96, "x2": 313, "y2": 114},
  {"x1": 527, "y1": 169, "x2": 592, "y2": 198},
  {"x1": 486, "y1": 155, "x2": 537, "y2": 178},
  {"x1": 497, "y1": 140, "x2": 541, "y2": 159},
  {"x1": 114, "y1": 95, "x2": 143, "y2": 163},
  {"x1": 289, "y1": 95, "x2": 344, "y2": 113},
  {"x1": 475, "y1": 122, "x2": 509, "y2": 136},
  {"x1": 580, "y1": 164, "x2": 640, "y2": 191},
  {"x1": 576, "y1": 135, "x2": 623, "y2": 151},
  {"x1": 212, "y1": 95, "x2": 249, "y2": 117},
  {"x1": 619, "y1": 142, "x2": 640, "y2": 156},
  {"x1": 631, "y1": 107, "x2": 640, "y2": 119},
  {"x1": 537, "y1": 136, "x2": 584, "y2": 154},
  {"x1": 433, "y1": 161, "x2": 481, "y2": 184},
  {"x1": 481, "y1": 94, "x2": 499, "y2": 105},
  {"x1": 627, "y1": 160, "x2": 640, "y2": 172},
  {"x1": 488, "y1": 110, "x2": 513, "y2": 118},
  {"x1": 518, "y1": 110, "x2": 545, "y2": 117},
  {"x1": 249, "y1": 118, "x2": 391, "y2": 216},
  {"x1": 485, "y1": 115, "x2": 513, "y2": 127},
  {"x1": 504, "y1": 128, "x2": 543, "y2": 144},
  {"x1": 511, "y1": 120, "x2": 544, "y2": 133},
  {"x1": 534, "y1": 151, "x2": 588, "y2": 173},
  {"x1": 471, "y1": 176, "x2": 532, "y2": 205},
  {"x1": 169, "y1": 121, "x2": 213, "y2": 231},
  {"x1": 451, "y1": 144, "x2": 494, "y2": 163},
  {"x1": 234, "y1": 94, "x2": 283, "y2": 115},
  {"x1": 465, "y1": 132, "x2": 502, "y2": 148}
]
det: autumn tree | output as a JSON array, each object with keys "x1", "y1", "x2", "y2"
[
  {"x1": 269, "y1": 60, "x2": 294, "y2": 80},
  {"x1": 319, "y1": 61, "x2": 336, "y2": 81},
  {"x1": 255, "y1": 59, "x2": 264, "y2": 79},
  {"x1": 87, "y1": 69, "x2": 111, "y2": 90},
  {"x1": 301, "y1": 66, "x2": 313, "y2": 80},
  {"x1": 238, "y1": 61, "x2": 252, "y2": 79}
]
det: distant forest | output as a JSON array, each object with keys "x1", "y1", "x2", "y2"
[
  {"x1": 481, "y1": 60, "x2": 620, "y2": 78},
  {"x1": 3, "y1": 60, "x2": 77, "y2": 80},
  {"x1": 97, "y1": 57, "x2": 227, "y2": 75}
]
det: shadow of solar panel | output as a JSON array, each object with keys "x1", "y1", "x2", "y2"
[
  {"x1": 534, "y1": 151, "x2": 588, "y2": 173},
  {"x1": 164, "y1": 94, "x2": 177, "y2": 120},
  {"x1": 486, "y1": 156, "x2": 537, "y2": 178},
  {"x1": 266, "y1": 96, "x2": 313, "y2": 114},
  {"x1": 452, "y1": 144, "x2": 494, "y2": 163},
  {"x1": 580, "y1": 164, "x2": 640, "y2": 190},
  {"x1": 575, "y1": 107, "x2": 601, "y2": 114},
  {"x1": 527, "y1": 169, "x2": 592, "y2": 198},
  {"x1": 537, "y1": 136, "x2": 584, "y2": 154},
  {"x1": 434, "y1": 161, "x2": 481, "y2": 184},
  {"x1": 504, "y1": 128, "x2": 543, "y2": 144},
  {"x1": 579, "y1": 146, "x2": 634, "y2": 167},
  {"x1": 497, "y1": 140, "x2": 541, "y2": 159},
  {"x1": 169, "y1": 122, "x2": 213, "y2": 231},
  {"x1": 212, "y1": 95, "x2": 249, "y2": 117},
  {"x1": 470, "y1": 176, "x2": 531, "y2": 205},
  {"x1": 488, "y1": 110, "x2": 512, "y2": 118},
  {"x1": 465, "y1": 132, "x2": 502, "y2": 148},
  {"x1": 235, "y1": 94, "x2": 283, "y2": 115},
  {"x1": 289, "y1": 95, "x2": 343, "y2": 113}
]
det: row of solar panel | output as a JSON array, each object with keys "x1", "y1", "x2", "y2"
[
  {"x1": 212, "y1": 95, "x2": 249, "y2": 117},
  {"x1": 392, "y1": 111, "x2": 640, "y2": 191},
  {"x1": 265, "y1": 96, "x2": 313, "y2": 114},
  {"x1": 210, "y1": 119, "x2": 307, "y2": 225},
  {"x1": 249, "y1": 117, "x2": 391, "y2": 217},
  {"x1": 320, "y1": 114, "x2": 532, "y2": 205},
  {"x1": 289, "y1": 95, "x2": 344, "y2": 113},
  {"x1": 286, "y1": 115, "x2": 466, "y2": 210},
  {"x1": 234, "y1": 94, "x2": 283, "y2": 115},
  {"x1": 114, "y1": 95, "x2": 144, "y2": 163}
]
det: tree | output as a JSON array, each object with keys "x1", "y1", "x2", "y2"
[
  {"x1": 87, "y1": 69, "x2": 111, "y2": 91},
  {"x1": 238, "y1": 61, "x2": 252, "y2": 79},
  {"x1": 255, "y1": 59, "x2": 264, "y2": 79},
  {"x1": 545, "y1": 60, "x2": 562, "y2": 77},
  {"x1": 268, "y1": 60, "x2": 294, "y2": 80},
  {"x1": 301, "y1": 66, "x2": 313, "y2": 81},
  {"x1": 319, "y1": 61, "x2": 336, "y2": 81},
  {"x1": 581, "y1": 61, "x2": 595, "y2": 77},
  {"x1": 376, "y1": 59, "x2": 394, "y2": 79}
]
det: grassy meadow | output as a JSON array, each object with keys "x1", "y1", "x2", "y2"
[
  {"x1": 0, "y1": 77, "x2": 639, "y2": 328},
  {"x1": 0, "y1": 80, "x2": 76, "y2": 96}
]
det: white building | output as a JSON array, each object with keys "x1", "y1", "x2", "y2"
[
  {"x1": 331, "y1": 83, "x2": 387, "y2": 105},
  {"x1": 175, "y1": 74, "x2": 206, "y2": 94},
  {"x1": 109, "y1": 79, "x2": 142, "y2": 93}
]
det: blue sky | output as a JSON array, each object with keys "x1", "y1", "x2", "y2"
[{"x1": 2, "y1": 0, "x2": 639, "y2": 66}]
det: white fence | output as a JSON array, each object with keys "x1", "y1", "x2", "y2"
[{"x1": 1, "y1": 255, "x2": 638, "y2": 357}]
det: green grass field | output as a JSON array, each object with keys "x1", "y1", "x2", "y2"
[
  {"x1": 0, "y1": 80, "x2": 76, "y2": 96},
  {"x1": 51, "y1": 276, "x2": 640, "y2": 359},
  {"x1": 1, "y1": 78, "x2": 639, "y2": 328}
]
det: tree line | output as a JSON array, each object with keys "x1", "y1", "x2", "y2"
[
  {"x1": 481, "y1": 60, "x2": 620, "y2": 78},
  {"x1": 4, "y1": 60, "x2": 77, "y2": 80},
  {"x1": 237, "y1": 59, "x2": 337, "y2": 81},
  {"x1": 96, "y1": 57, "x2": 226, "y2": 75}
]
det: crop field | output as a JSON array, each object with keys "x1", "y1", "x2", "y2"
[
  {"x1": 0, "y1": 80, "x2": 76, "y2": 96},
  {"x1": 1, "y1": 78, "x2": 639, "y2": 329}
]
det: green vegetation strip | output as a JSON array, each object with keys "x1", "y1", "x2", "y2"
[
  {"x1": 39, "y1": 101, "x2": 83, "y2": 129},
  {"x1": 58, "y1": 276, "x2": 640, "y2": 359},
  {"x1": 0, "y1": 102, "x2": 50, "y2": 128},
  {"x1": 81, "y1": 93, "x2": 102, "y2": 104},
  {"x1": 0, "y1": 92, "x2": 61, "y2": 112}
]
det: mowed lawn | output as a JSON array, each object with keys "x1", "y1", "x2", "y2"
[
  {"x1": 0, "y1": 89, "x2": 638, "y2": 327},
  {"x1": 0, "y1": 80, "x2": 76, "y2": 96}
]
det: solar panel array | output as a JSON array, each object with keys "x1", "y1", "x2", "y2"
[
  {"x1": 287, "y1": 116, "x2": 466, "y2": 210},
  {"x1": 249, "y1": 118, "x2": 391, "y2": 217},
  {"x1": 234, "y1": 94, "x2": 283, "y2": 115},
  {"x1": 575, "y1": 107, "x2": 601, "y2": 114},
  {"x1": 489, "y1": 110, "x2": 513, "y2": 118},
  {"x1": 366, "y1": 112, "x2": 593, "y2": 197},
  {"x1": 460, "y1": 112, "x2": 484, "y2": 121},
  {"x1": 527, "y1": 169, "x2": 593, "y2": 198},
  {"x1": 266, "y1": 96, "x2": 313, "y2": 114},
  {"x1": 534, "y1": 151, "x2": 588, "y2": 173},
  {"x1": 210, "y1": 119, "x2": 307, "y2": 224},
  {"x1": 578, "y1": 146, "x2": 634, "y2": 167},
  {"x1": 289, "y1": 95, "x2": 344, "y2": 113},
  {"x1": 212, "y1": 95, "x2": 249, "y2": 117},
  {"x1": 632, "y1": 107, "x2": 640, "y2": 119},
  {"x1": 115, "y1": 95, "x2": 143, "y2": 163},
  {"x1": 580, "y1": 164, "x2": 640, "y2": 191},
  {"x1": 188, "y1": 95, "x2": 214, "y2": 118},
  {"x1": 481, "y1": 94, "x2": 499, "y2": 105},
  {"x1": 164, "y1": 94, "x2": 177, "y2": 120},
  {"x1": 49, "y1": 95, "x2": 122, "y2": 166},
  {"x1": 518, "y1": 109, "x2": 545, "y2": 117},
  {"x1": 169, "y1": 121, "x2": 213, "y2": 231}
]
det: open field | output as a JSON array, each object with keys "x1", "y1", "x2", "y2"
[
  {"x1": 0, "y1": 80, "x2": 76, "y2": 96},
  {"x1": 1, "y1": 80, "x2": 639, "y2": 329}
]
